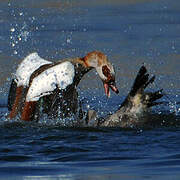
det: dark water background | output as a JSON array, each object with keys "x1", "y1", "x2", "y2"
[{"x1": 0, "y1": 0, "x2": 180, "y2": 179}]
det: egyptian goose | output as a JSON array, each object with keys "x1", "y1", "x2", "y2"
[
  {"x1": 85, "y1": 66, "x2": 163, "y2": 128},
  {"x1": 8, "y1": 51, "x2": 119, "y2": 121}
]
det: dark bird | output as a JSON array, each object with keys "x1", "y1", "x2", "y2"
[{"x1": 86, "y1": 65, "x2": 163, "y2": 128}]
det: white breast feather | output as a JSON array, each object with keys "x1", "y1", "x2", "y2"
[
  {"x1": 26, "y1": 61, "x2": 75, "y2": 102},
  {"x1": 15, "y1": 52, "x2": 52, "y2": 86}
]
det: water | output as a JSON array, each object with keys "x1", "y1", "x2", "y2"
[{"x1": 0, "y1": 0, "x2": 180, "y2": 179}]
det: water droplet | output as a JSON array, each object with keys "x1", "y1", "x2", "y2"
[
  {"x1": 10, "y1": 28, "x2": 15, "y2": 32},
  {"x1": 14, "y1": 50, "x2": 17, "y2": 55},
  {"x1": 67, "y1": 38, "x2": 71, "y2": 43}
]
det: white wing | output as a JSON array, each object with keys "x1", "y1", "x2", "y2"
[
  {"x1": 26, "y1": 61, "x2": 75, "y2": 102},
  {"x1": 15, "y1": 52, "x2": 52, "y2": 86}
]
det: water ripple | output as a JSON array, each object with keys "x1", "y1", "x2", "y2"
[{"x1": 0, "y1": 155, "x2": 32, "y2": 162}]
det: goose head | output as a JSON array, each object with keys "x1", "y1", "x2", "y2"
[{"x1": 83, "y1": 51, "x2": 119, "y2": 97}]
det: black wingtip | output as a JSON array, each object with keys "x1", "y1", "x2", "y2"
[
  {"x1": 139, "y1": 65, "x2": 147, "y2": 74},
  {"x1": 144, "y1": 75, "x2": 155, "y2": 89},
  {"x1": 119, "y1": 66, "x2": 163, "y2": 110},
  {"x1": 146, "y1": 89, "x2": 164, "y2": 108},
  {"x1": 150, "y1": 89, "x2": 164, "y2": 102},
  {"x1": 147, "y1": 101, "x2": 164, "y2": 108},
  {"x1": 129, "y1": 65, "x2": 150, "y2": 96}
]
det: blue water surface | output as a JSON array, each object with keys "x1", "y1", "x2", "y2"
[{"x1": 0, "y1": 0, "x2": 180, "y2": 179}]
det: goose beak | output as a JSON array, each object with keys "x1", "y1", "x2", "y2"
[{"x1": 104, "y1": 82, "x2": 119, "y2": 98}]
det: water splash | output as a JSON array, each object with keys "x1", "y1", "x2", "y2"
[
  {"x1": 9, "y1": 4, "x2": 36, "y2": 57},
  {"x1": 168, "y1": 100, "x2": 180, "y2": 116},
  {"x1": 10, "y1": 21, "x2": 32, "y2": 56}
]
